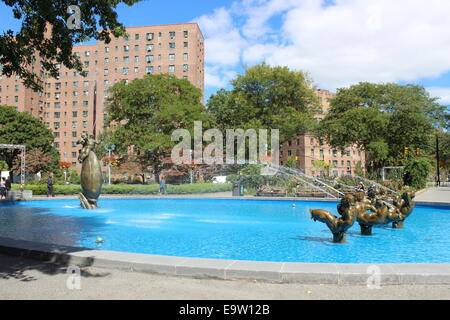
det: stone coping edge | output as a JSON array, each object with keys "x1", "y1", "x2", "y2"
[
  {"x1": 18, "y1": 195, "x2": 450, "y2": 207},
  {"x1": 0, "y1": 237, "x2": 449, "y2": 285}
]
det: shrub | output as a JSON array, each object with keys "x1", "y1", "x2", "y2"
[
  {"x1": 12, "y1": 182, "x2": 232, "y2": 195},
  {"x1": 403, "y1": 158, "x2": 432, "y2": 190}
]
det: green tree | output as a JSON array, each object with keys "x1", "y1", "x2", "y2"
[
  {"x1": 319, "y1": 82, "x2": 446, "y2": 177},
  {"x1": 0, "y1": 0, "x2": 141, "y2": 91},
  {"x1": 106, "y1": 74, "x2": 210, "y2": 182},
  {"x1": 404, "y1": 158, "x2": 432, "y2": 189},
  {"x1": 0, "y1": 106, "x2": 59, "y2": 180},
  {"x1": 285, "y1": 156, "x2": 298, "y2": 169},
  {"x1": 207, "y1": 63, "x2": 321, "y2": 144}
]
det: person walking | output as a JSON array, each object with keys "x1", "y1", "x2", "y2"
[
  {"x1": 159, "y1": 175, "x2": 167, "y2": 195},
  {"x1": 47, "y1": 174, "x2": 54, "y2": 197},
  {"x1": 0, "y1": 177, "x2": 6, "y2": 199},
  {"x1": 5, "y1": 177, "x2": 11, "y2": 194}
]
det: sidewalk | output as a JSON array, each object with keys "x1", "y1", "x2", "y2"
[{"x1": 415, "y1": 186, "x2": 450, "y2": 203}]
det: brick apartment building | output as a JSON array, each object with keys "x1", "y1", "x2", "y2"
[
  {"x1": 0, "y1": 23, "x2": 204, "y2": 172},
  {"x1": 280, "y1": 89, "x2": 366, "y2": 177}
]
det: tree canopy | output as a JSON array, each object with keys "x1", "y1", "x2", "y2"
[
  {"x1": 207, "y1": 63, "x2": 321, "y2": 144},
  {"x1": 105, "y1": 74, "x2": 210, "y2": 181},
  {"x1": 318, "y1": 82, "x2": 446, "y2": 175},
  {"x1": 0, "y1": 106, "x2": 59, "y2": 178},
  {"x1": 0, "y1": 0, "x2": 141, "y2": 91}
]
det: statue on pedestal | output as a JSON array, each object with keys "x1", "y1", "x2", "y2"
[{"x1": 78, "y1": 134, "x2": 102, "y2": 209}]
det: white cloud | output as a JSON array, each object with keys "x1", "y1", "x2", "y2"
[
  {"x1": 195, "y1": 0, "x2": 450, "y2": 96},
  {"x1": 427, "y1": 87, "x2": 450, "y2": 104}
]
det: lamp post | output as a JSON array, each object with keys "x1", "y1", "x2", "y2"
[
  {"x1": 104, "y1": 144, "x2": 115, "y2": 185},
  {"x1": 436, "y1": 130, "x2": 441, "y2": 187}
]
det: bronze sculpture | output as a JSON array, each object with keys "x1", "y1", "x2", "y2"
[
  {"x1": 310, "y1": 189, "x2": 415, "y2": 242},
  {"x1": 391, "y1": 191, "x2": 415, "y2": 228},
  {"x1": 310, "y1": 195, "x2": 358, "y2": 243},
  {"x1": 78, "y1": 134, "x2": 102, "y2": 209}
]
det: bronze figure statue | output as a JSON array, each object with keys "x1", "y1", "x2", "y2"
[
  {"x1": 310, "y1": 195, "x2": 358, "y2": 243},
  {"x1": 78, "y1": 134, "x2": 102, "y2": 209},
  {"x1": 391, "y1": 191, "x2": 415, "y2": 228},
  {"x1": 309, "y1": 188, "x2": 415, "y2": 242}
]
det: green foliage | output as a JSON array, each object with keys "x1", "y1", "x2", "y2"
[
  {"x1": 0, "y1": 0, "x2": 142, "y2": 91},
  {"x1": 404, "y1": 158, "x2": 432, "y2": 189},
  {"x1": 0, "y1": 106, "x2": 59, "y2": 177},
  {"x1": 285, "y1": 156, "x2": 297, "y2": 169},
  {"x1": 106, "y1": 74, "x2": 210, "y2": 181},
  {"x1": 12, "y1": 182, "x2": 232, "y2": 195},
  {"x1": 68, "y1": 170, "x2": 80, "y2": 184},
  {"x1": 207, "y1": 63, "x2": 321, "y2": 144},
  {"x1": 319, "y1": 82, "x2": 446, "y2": 176}
]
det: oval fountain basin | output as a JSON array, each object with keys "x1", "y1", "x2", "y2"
[{"x1": 0, "y1": 199, "x2": 449, "y2": 263}]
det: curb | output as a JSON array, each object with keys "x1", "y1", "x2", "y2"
[{"x1": 1, "y1": 237, "x2": 449, "y2": 285}]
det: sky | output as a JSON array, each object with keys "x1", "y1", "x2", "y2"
[{"x1": 1, "y1": 0, "x2": 450, "y2": 105}]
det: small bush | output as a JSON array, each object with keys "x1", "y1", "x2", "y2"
[
  {"x1": 404, "y1": 158, "x2": 432, "y2": 190},
  {"x1": 12, "y1": 182, "x2": 232, "y2": 195}
]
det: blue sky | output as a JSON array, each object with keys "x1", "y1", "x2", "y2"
[{"x1": 1, "y1": 0, "x2": 450, "y2": 105}]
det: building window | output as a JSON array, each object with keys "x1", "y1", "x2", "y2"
[
  {"x1": 123, "y1": 67, "x2": 129, "y2": 75},
  {"x1": 73, "y1": 81, "x2": 78, "y2": 88},
  {"x1": 84, "y1": 61, "x2": 89, "y2": 67},
  {"x1": 146, "y1": 33, "x2": 153, "y2": 40},
  {"x1": 104, "y1": 69, "x2": 109, "y2": 76},
  {"x1": 169, "y1": 31, "x2": 175, "y2": 38},
  {"x1": 72, "y1": 101, "x2": 78, "y2": 107},
  {"x1": 72, "y1": 111, "x2": 77, "y2": 118},
  {"x1": 183, "y1": 42, "x2": 188, "y2": 48},
  {"x1": 183, "y1": 53, "x2": 188, "y2": 61},
  {"x1": 72, "y1": 121, "x2": 78, "y2": 128},
  {"x1": 146, "y1": 66, "x2": 153, "y2": 74},
  {"x1": 72, "y1": 142, "x2": 77, "y2": 148},
  {"x1": 54, "y1": 102, "x2": 61, "y2": 108},
  {"x1": 105, "y1": 47, "x2": 109, "y2": 53},
  {"x1": 104, "y1": 58, "x2": 109, "y2": 64},
  {"x1": 134, "y1": 56, "x2": 139, "y2": 62},
  {"x1": 123, "y1": 56, "x2": 129, "y2": 63},
  {"x1": 135, "y1": 34, "x2": 140, "y2": 40},
  {"x1": 83, "y1": 111, "x2": 88, "y2": 117},
  {"x1": 72, "y1": 152, "x2": 77, "y2": 158},
  {"x1": 73, "y1": 91, "x2": 78, "y2": 97},
  {"x1": 134, "y1": 67, "x2": 139, "y2": 73},
  {"x1": 85, "y1": 51, "x2": 90, "y2": 57},
  {"x1": 146, "y1": 55, "x2": 153, "y2": 62},
  {"x1": 123, "y1": 45, "x2": 129, "y2": 52},
  {"x1": 83, "y1": 121, "x2": 88, "y2": 128},
  {"x1": 124, "y1": 34, "x2": 129, "y2": 41},
  {"x1": 333, "y1": 150, "x2": 338, "y2": 157},
  {"x1": 54, "y1": 112, "x2": 60, "y2": 118},
  {"x1": 169, "y1": 54, "x2": 175, "y2": 61},
  {"x1": 83, "y1": 81, "x2": 89, "y2": 87},
  {"x1": 184, "y1": 30, "x2": 188, "y2": 38},
  {"x1": 83, "y1": 101, "x2": 89, "y2": 107},
  {"x1": 72, "y1": 131, "x2": 77, "y2": 138},
  {"x1": 169, "y1": 42, "x2": 175, "y2": 49},
  {"x1": 134, "y1": 45, "x2": 139, "y2": 51},
  {"x1": 83, "y1": 91, "x2": 89, "y2": 96},
  {"x1": 104, "y1": 80, "x2": 109, "y2": 87},
  {"x1": 183, "y1": 64, "x2": 188, "y2": 72},
  {"x1": 146, "y1": 44, "x2": 153, "y2": 52},
  {"x1": 168, "y1": 65, "x2": 175, "y2": 73}
]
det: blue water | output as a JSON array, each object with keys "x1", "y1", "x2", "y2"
[{"x1": 0, "y1": 199, "x2": 449, "y2": 263}]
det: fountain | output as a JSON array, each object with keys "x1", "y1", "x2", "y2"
[
  {"x1": 77, "y1": 134, "x2": 103, "y2": 209},
  {"x1": 310, "y1": 188, "x2": 416, "y2": 242}
]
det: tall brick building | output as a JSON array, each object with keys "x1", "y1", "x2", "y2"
[
  {"x1": 0, "y1": 23, "x2": 204, "y2": 171},
  {"x1": 280, "y1": 89, "x2": 365, "y2": 177}
]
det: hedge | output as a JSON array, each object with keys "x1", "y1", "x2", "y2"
[{"x1": 11, "y1": 183, "x2": 232, "y2": 195}]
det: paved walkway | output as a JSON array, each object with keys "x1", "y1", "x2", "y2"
[
  {"x1": 0, "y1": 254, "x2": 448, "y2": 300},
  {"x1": 415, "y1": 186, "x2": 450, "y2": 203}
]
